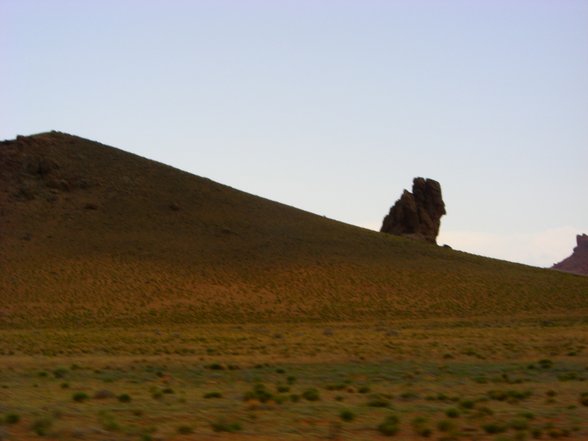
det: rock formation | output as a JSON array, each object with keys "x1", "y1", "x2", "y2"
[
  {"x1": 552, "y1": 234, "x2": 588, "y2": 276},
  {"x1": 380, "y1": 177, "x2": 446, "y2": 244}
]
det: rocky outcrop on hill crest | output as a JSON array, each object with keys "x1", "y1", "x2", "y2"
[
  {"x1": 380, "y1": 177, "x2": 446, "y2": 244},
  {"x1": 552, "y1": 234, "x2": 588, "y2": 276}
]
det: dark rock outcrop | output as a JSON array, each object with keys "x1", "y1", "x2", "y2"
[
  {"x1": 380, "y1": 177, "x2": 446, "y2": 244},
  {"x1": 552, "y1": 234, "x2": 588, "y2": 276}
]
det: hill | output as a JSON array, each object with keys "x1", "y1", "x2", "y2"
[
  {"x1": 553, "y1": 234, "x2": 588, "y2": 276},
  {"x1": 1, "y1": 131, "x2": 587, "y2": 328}
]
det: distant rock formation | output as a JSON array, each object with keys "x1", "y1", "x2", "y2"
[
  {"x1": 380, "y1": 177, "x2": 446, "y2": 244},
  {"x1": 552, "y1": 234, "x2": 588, "y2": 276}
]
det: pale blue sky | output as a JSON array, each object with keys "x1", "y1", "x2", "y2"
[{"x1": 2, "y1": 0, "x2": 587, "y2": 266}]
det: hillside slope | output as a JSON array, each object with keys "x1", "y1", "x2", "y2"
[{"x1": 1, "y1": 132, "x2": 587, "y2": 327}]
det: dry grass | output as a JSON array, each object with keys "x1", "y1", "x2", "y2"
[{"x1": 1, "y1": 317, "x2": 587, "y2": 440}]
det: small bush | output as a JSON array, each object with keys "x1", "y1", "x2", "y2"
[
  {"x1": 52, "y1": 368, "x2": 68, "y2": 379},
  {"x1": 244, "y1": 384, "x2": 273, "y2": 403},
  {"x1": 276, "y1": 385, "x2": 290, "y2": 393},
  {"x1": 411, "y1": 417, "x2": 431, "y2": 437},
  {"x1": 519, "y1": 411, "x2": 535, "y2": 420},
  {"x1": 177, "y1": 425, "x2": 193, "y2": 434},
  {"x1": 510, "y1": 418, "x2": 529, "y2": 431},
  {"x1": 94, "y1": 389, "x2": 115, "y2": 399},
  {"x1": 204, "y1": 391, "x2": 222, "y2": 399},
  {"x1": 459, "y1": 399, "x2": 475, "y2": 409},
  {"x1": 211, "y1": 419, "x2": 241, "y2": 433},
  {"x1": 367, "y1": 395, "x2": 390, "y2": 407},
  {"x1": 302, "y1": 388, "x2": 320, "y2": 401},
  {"x1": 487, "y1": 389, "x2": 532, "y2": 403},
  {"x1": 378, "y1": 415, "x2": 400, "y2": 436},
  {"x1": 416, "y1": 427, "x2": 432, "y2": 437},
  {"x1": 31, "y1": 417, "x2": 53, "y2": 436},
  {"x1": 437, "y1": 419, "x2": 456, "y2": 432},
  {"x1": 340, "y1": 409, "x2": 355, "y2": 422},
  {"x1": 72, "y1": 392, "x2": 89, "y2": 402},
  {"x1": 99, "y1": 412, "x2": 120, "y2": 431},
  {"x1": 326, "y1": 383, "x2": 347, "y2": 391},
  {"x1": 5, "y1": 413, "x2": 20, "y2": 424},
  {"x1": 206, "y1": 363, "x2": 224, "y2": 370},
  {"x1": 118, "y1": 393, "x2": 131, "y2": 403},
  {"x1": 483, "y1": 422, "x2": 507, "y2": 434},
  {"x1": 445, "y1": 408, "x2": 460, "y2": 418}
]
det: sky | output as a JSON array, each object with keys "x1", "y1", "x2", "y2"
[{"x1": 1, "y1": 0, "x2": 587, "y2": 267}]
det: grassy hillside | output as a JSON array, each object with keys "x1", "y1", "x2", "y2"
[{"x1": 1, "y1": 131, "x2": 586, "y2": 327}]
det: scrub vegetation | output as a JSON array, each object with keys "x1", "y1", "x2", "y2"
[{"x1": 1, "y1": 132, "x2": 587, "y2": 439}]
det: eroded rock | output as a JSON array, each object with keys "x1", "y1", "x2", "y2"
[{"x1": 380, "y1": 177, "x2": 446, "y2": 244}]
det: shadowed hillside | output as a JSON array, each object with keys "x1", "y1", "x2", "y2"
[{"x1": 1, "y1": 132, "x2": 587, "y2": 327}]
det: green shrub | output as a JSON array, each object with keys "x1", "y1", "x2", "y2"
[
  {"x1": 326, "y1": 383, "x2": 347, "y2": 391},
  {"x1": 211, "y1": 419, "x2": 241, "y2": 432},
  {"x1": 118, "y1": 393, "x2": 131, "y2": 403},
  {"x1": 445, "y1": 407, "x2": 460, "y2": 418},
  {"x1": 378, "y1": 415, "x2": 400, "y2": 436},
  {"x1": 98, "y1": 411, "x2": 120, "y2": 431},
  {"x1": 302, "y1": 388, "x2": 320, "y2": 401},
  {"x1": 243, "y1": 384, "x2": 273, "y2": 403},
  {"x1": 416, "y1": 427, "x2": 432, "y2": 437},
  {"x1": 52, "y1": 368, "x2": 68, "y2": 379},
  {"x1": 340, "y1": 409, "x2": 355, "y2": 422},
  {"x1": 204, "y1": 391, "x2": 222, "y2": 399},
  {"x1": 177, "y1": 425, "x2": 193, "y2": 434},
  {"x1": 5, "y1": 413, "x2": 20, "y2": 424},
  {"x1": 411, "y1": 416, "x2": 432, "y2": 437},
  {"x1": 31, "y1": 417, "x2": 53, "y2": 436},
  {"x1": 437, "y1": 419, "x2": 456, "y2": 432},
  {"x1": 459, "y1": 399, "x2": 475, "y2": 409},
  {"x1": 519, "y1": 411, "x2": 535, "y2": 420},
  {"x1": 367, "y1": 394, "x2": 390, "y2": 407},
  {"x1": 276, "y1": 385, "x2": 290, "y2": 393},
  {"x1": 206, "y1": 363, "x2": 224, "y2": 370},
  {"x1": 483, "y1": 422, "x2": 507, "y2": 434},
  {"x1": 510, "y1": 418, "x2": 529, "y2": 431},
  {"x1": 72, "y1": 392, "x2": 89, "y2": 402}
]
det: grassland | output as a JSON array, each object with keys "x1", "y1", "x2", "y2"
[{"x1": 1, "y1": 317, "x2": 588, "y2": 440}]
